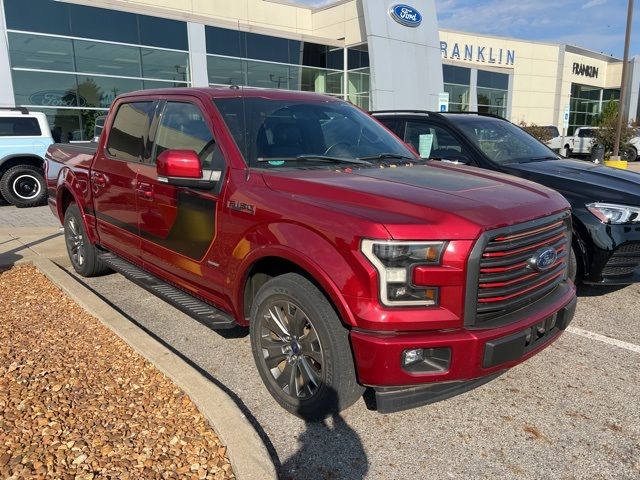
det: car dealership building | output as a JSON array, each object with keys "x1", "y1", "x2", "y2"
[{"x1": 1, "y1": 0, "x2": 638, "y2": 141}]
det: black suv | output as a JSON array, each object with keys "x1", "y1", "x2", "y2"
[{"x1": 372, "y1": 111, "x2": 640, "y2": 285}]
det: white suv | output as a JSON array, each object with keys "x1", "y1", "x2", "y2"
[{"x1": 0, "y1": 108, "x2": 54, "y2": 207}]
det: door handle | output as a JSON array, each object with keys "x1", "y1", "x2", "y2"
[
  {"x1": 136, "y1": 182, "x2": 154, "y2": 199},
  {"x1": 91, "y1": 172, "x2": 107, "y2": 187}
]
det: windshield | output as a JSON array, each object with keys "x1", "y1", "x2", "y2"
[
  {"x1": 454, "y1": 117, "x2": 559, "y2": 164},
  {"x1": 213, "y1": 96, "x2": 415, "y2": 168}
]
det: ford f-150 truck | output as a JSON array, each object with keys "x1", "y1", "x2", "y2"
[{"x1": 45, "y1": 88, "x2": 576, "y2": 419}]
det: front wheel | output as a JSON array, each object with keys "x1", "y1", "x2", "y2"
[
  {"x1": 250, "y1": 273, "x2": 364, "y2": 420},
  {"x1": 0, "y1": 165, "x2": 47, "y2": 208}
]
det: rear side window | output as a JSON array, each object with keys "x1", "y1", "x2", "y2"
[
  {"x1": 0, "y1": 117, "x2": 42, "y2": 137},
  {"x1": 106, "y1": 102, "x2": 155, "y2": 162},
  {"x1": 578, "y1": 129, "x2": 595, "y2": 138}
]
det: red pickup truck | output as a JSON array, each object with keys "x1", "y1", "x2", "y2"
[{"x1": 45, "y1": 87, "x2": 576, "y2": 418}]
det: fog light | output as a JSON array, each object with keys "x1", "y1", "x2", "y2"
[{"x1": 402, "y1": 348, "x2": 424, "y2": 366}]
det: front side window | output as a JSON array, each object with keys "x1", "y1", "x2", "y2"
[
  {"x1": 0, "y1": 117, "x2": 42, "y2": 137},
  {"x1": 105, "y1": 101, "x2": 155, "y2": 162},
  {"x1": 455, "y1": 117, "x2": 556, "y2": 164},
  {"x1": 154, "y1": 102, "x2": 217, "y2": 169},
  {"x1": 213, "y1": 97, "x2": 414, "y2": 168}
]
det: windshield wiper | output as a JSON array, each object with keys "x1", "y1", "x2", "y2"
[
  {"x1": 257, "y1": 155, "x2": 372, "y2": 166},
  {"x1": 358, "y1": 153, "x2": 416, "y2": 162}
]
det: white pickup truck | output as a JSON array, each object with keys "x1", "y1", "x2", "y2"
[{"x1": 560, "y1": 126, "x2": 639, "y2": 161}]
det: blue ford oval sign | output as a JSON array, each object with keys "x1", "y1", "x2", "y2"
[
  {"x1": 389, "y1": 4, "x2": 422, "y2": 27},
  {"x1": 530, "y1": 248, "x2": 558, "y2": 272}
]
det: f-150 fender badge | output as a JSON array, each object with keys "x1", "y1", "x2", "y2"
[{"x1": 228, "y1": 200, "x2": 256, "y2": 215}]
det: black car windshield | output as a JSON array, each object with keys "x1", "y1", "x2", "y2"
[
  {"x1": 452, "y1": 116, "x2": 559, "y2": 164},
  {"x1": 213, "y1": 96, "x2": 415, "y2": 168}
]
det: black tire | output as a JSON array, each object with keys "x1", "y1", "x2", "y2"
[
  {"x1": 64, "y1": 204, "x2": 110, "y2": 277},
  {"x1": 568, "y1": 246, "x2": 579, "y2": 284},
  {"x1": 624, "y1": 146, "x2": 638, "y2": 162},
  {"x1": 0, "y1": 164, "x2": 47, "y2": 208},
  {"x1": 563, "y1": 146, "x2": 571, "y2": 158},
  {"x1": 250, "y1": 273, "x2": 364, "y2": 420}
]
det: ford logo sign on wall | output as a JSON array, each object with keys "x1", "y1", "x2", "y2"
[
  {"x1": 389, "y1": 4, "x2": 422, "y2": 27},
  {"x1": 530, "y1": 248, "x2": 558, "y2": 272}
]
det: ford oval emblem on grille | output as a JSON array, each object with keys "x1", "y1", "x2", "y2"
[
  {"x1": 530, "y1": 247, "x2": 558, "y2": 272},
  {"x1": 389, "y1": 4, "x2": 423, "y2": 27}
]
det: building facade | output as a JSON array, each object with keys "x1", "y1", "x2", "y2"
[{"x1": 0, "y1": 0, "x2": 638, "y2": 141}]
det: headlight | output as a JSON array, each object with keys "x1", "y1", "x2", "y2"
[
  {"x1": 361, "y1": 240, "x2": 446, "y2": 307},
  {"x1": 586, "y1": 203, "x2": 640, "y2": 224}
]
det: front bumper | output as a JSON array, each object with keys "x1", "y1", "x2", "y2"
[{"x1": 350, "y1": 284, "x2": 576, "y2": 412}]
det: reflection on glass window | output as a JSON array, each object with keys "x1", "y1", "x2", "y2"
[
  {"x1": 207, "y1": 56, "x2": 245, "y2": 86},
  {"x1": 141, "y1": 49, "x2": 189, "y2": 81},
  {"x1": 12, "y1": 70, "x2": 79, "y2": 107},
  {"x1": 246, "y1": 61, "x2": 291, "y2": 90},
  {"x1": 8, "y1": 32, "x2": 74, "y2": 72},
  {"x1": 78, "y1": 76, "x2": 142, "y2": 108},
  {"x1": 74, "y1": 40, "x2": 141, "y2": 77}
]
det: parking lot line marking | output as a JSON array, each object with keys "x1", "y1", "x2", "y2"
[{"x1": 567, "y1": 327, "x2": 640, "y2": 354}]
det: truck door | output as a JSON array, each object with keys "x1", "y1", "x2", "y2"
[
  {"x1": 136, "y1": 99, "x2": 226, "y2": 292},
  {"x1": 92, "y1": 101, "x2": 156, "y2": 261}
]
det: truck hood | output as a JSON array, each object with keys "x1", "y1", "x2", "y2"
[
  {"x1": 503, "y1": 159, "x2": 640, "y2": 206},
  {"x1": 262, "y1": 162, "x2": 568, "y2": 239}
]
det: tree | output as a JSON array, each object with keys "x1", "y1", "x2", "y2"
[
  {"x1": 519, "y1": 122, "x2": 554, "y2": 144},
  {"x1": 593, "y1": 101, "x2": 635, "y2": 159}
]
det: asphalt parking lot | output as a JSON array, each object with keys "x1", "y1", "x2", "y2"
[{"x1": 3, "y1": 203, "x2": 640, "y2": 479}]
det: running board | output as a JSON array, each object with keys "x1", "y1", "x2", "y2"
[{"x1": 99, "y1": 252, "x2": 236, "y2": 330}]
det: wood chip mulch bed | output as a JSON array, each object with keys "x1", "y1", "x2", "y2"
[{"x1": 0, "y1": 265, "x2": 235, "y2": 480}]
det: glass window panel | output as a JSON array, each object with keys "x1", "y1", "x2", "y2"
[
  {"x1": 327, "y1": 48, "x2": 344, "y2": 70},
  {"x1": 143, "y1": 80, "x2": 188, "y2": 89},
  {"x1": 348, "y1": 45, "x2": 369, "y2": 70},
  {"x1": 246, "y1": 32, "x2": 290, "y2": 63},
  {"x1": 69, "y1": 4, "x2": 138, "y2": 44},
  {"x1": 477, "y1": 70, "x2": 509, "y2": 90},
  {"x1": 141, "y1": 49, "x2": 189, "y2": 81},
  {"x1": 443, "y1": 65, "x2": 470, "y2": 86},
  {"x1": 12, "y1": 70, "x2": 79, "y2": 107},
  {"x1": 0, "y1": 117, "x2": 42, "y2": 137},
  {"x1": 290, "y1": 67, "x2": 343, "y2": 95},
  {"x1": 444, "y1": 84, "x2": 470, "y2": 107},
  {"x1": 4, "y1": 0, "x2": 71, "y2": 36},
  {"x1": 205, "y1": 26, "x2": 246, "y2": 57},
  {"x1": 246, "y1": 61, "x2": 291, "y2": 90},
  {"x1": 77, "y1": 76, "x2": 142, "y2": 109},
  {"x1": 348, "y1": 69, "x2": 370, "y2": 95},
  {"x1": 139, "y1": 15, "x2": 188, "y2": 50},
  {"x1": 155, "y1": 102, "x2": 216, "y2": 169},
  {"x1": 30, "y1": 108, "x2": 85, "y2": 142},
  {"x1": 8, "y1": 32, "x2": 74, "y2": 72},
  {"x1": 603, "y1": 89, "x2": 620, "y2": 101},
  {"x1": 207, "y1": 56, "x2": 245, "y2": 86},
  {"x1": 106, "y1": 102, "x2": 155, "y2": 161},
  {"x1": 74, "y1": 40, "x2": 141, "y2": 77}
]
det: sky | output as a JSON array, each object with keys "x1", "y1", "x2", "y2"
[{"x1": 290, "y1": 0, "x2": 639, "y2": 58}]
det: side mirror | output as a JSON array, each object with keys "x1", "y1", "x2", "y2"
[{"x1": 157, "y1": 150, "x2": 213, "y2": 189}]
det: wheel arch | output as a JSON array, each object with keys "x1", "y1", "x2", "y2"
[
  {"x1": 0, "y1": 155, "x2": 45, "y2": 176},
  {"x1": 238, "y1": 248, "x2": 356, "y2": 329}
]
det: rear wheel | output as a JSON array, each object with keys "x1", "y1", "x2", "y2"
[
  {"x1": 622, "y1": 145, "x2": 638, "y2": 162},
  {"x1": 250, "y1": 273, "x2": 364, "y2": 420},
  {"x1": 64, "y1": 204, "x2": 110, "y2": 277},
  {"x1": 0, "y1": 165, "x2": 47, "y2": 208}
]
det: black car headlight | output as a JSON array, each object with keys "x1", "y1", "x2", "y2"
[
  {"x1": 586, "y1": 202, "x2": 640, "y2": 224},
  {"x1": 361, "y1": 240, "x2": 446, "y2": 307}
]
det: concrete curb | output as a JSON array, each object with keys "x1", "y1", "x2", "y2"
[{"x1": 33, "y1": 258, "x2": 277, "y2": 480}]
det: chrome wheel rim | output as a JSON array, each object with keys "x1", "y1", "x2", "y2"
[
  {"x1": 66, "y1": 217, "x2": 85, "y2": 267},
  {"x1": 12, "y1": 174, "x2": 41, "y2": 200},
  {"x1": 259, "y1": 300, "x2": 323, "y2": 400}
]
